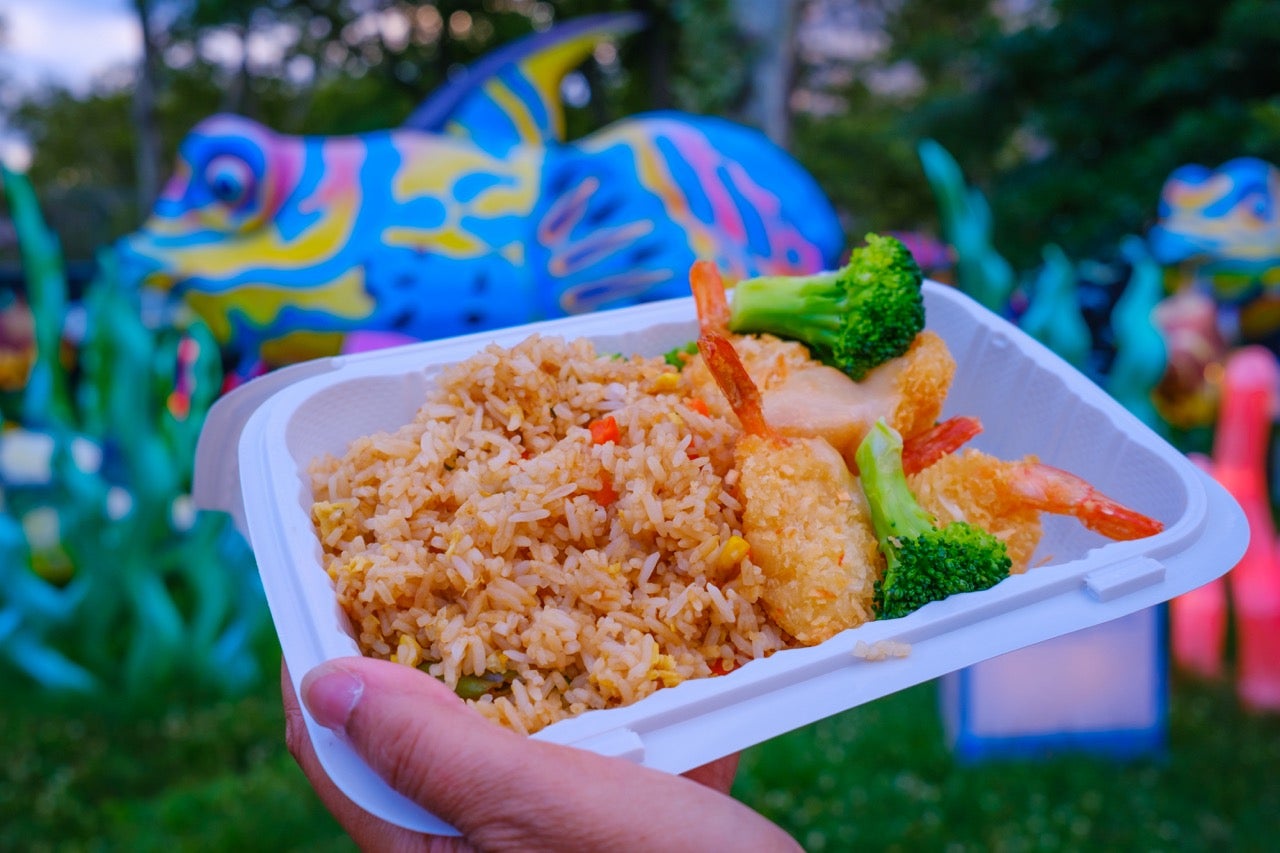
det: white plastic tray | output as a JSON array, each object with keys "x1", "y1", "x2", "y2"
[{"x1": 193, "y1": 282, "x2": 1246, "y2": 835}]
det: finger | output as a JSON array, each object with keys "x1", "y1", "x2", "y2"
[
  {"x1": 302, "y1": 656, "x2": 800, "y2": 852},
  {"x1": 282, "y1": 660, "x2": 434, "y2": 851},
  {"x1": 681, "y1": 753, "x2": 740, "y2": 794}
]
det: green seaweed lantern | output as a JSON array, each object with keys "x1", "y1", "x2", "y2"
[
  {"x1": 3, "y1": 164, "x2": 74, "y2": 427},
  {"x1": 0, "y1": 166, "x2": 268, "y2": 697},
  {"x1": 917, "y1": 139, "x2": 1016, "y2": 314},
  {"x1": 1106, "y1": 235, "x2": 1170, "y2": 437},
  {"x1": 1018, "y1": 244, "x2": 1092, "y2": 372}
]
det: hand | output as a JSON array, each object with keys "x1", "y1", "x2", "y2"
[{"x1": 283, "y1": 656, "x2": 800, "y2": 852}]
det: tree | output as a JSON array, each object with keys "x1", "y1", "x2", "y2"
[
  {"x1": 790, "y1": 0, "x2": 1280, "y2": 268},
  {"x1": 8, "y1": 86, "x2": 147, "y2": 260},
  {"x1": 787, "y1": 0, "x2": 1004, "y2": 239},
  {"x1": 889, "y1": 0, "x2": 1280, "y2": 266},
  {"x1": 976, "y1": 0, "x2": 1280, "y2": 266},
  {"x1": 730, "y1": 0, "x2": 802, "y2": 146},
  {"x1": 131, "y1": 0, "x2": 165, "y2": 210}
]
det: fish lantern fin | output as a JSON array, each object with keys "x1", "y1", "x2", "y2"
[{"x1": 402, "y1": 12, "x2": 645, "y2": 155}]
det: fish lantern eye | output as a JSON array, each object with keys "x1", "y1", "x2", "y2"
[{"x1": 205, "y1": 154, "x2": 255, "y2": 208}]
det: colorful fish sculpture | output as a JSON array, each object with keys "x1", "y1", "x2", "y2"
[
  {"x1": 117, "y1": 13, "x2": 843, "y2": 376},
  {"x1": 1147, "y1": 157, "x2": 1280, "y2": 347}
]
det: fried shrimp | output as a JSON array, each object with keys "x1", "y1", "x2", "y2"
[
  {"x1": 901, "y1": 416, "x2": 983, "y2": 475},
  {"x1": 910, "y1": 449, "x2": 1165, "y2": 572},
  {"x1": 698, "y1": 331, "x2": 880, "y2": 645}
]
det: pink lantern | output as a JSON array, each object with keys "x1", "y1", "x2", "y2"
[
  {"x1": 1170, "y1": 453, "x2": 1228, "y2": 679},
  {"x1": 1213, "y1": 346, "x2": 1280, "y2": 710}
]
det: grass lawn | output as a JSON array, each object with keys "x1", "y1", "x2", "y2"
[
  {"x1": 736, "y1": 675, "x2": 1280, "y2": 850},
  {"x1": 4, "y1": 656, "x2": 1278, "y2": 851}
]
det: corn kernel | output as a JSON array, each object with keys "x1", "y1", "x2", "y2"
[
  {"x1": 716, "y1": 535, "x2": 750, "y2": 571},
  {"x1": 651, "y1": 372, "x2": 680, "y2": 393}
]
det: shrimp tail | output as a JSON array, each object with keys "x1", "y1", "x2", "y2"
[
  {"x1": 697, "y1": 332, "x2": 774, "y2": 438},
  {"x1": 902, "y1": 416, "x2": 983, "y2": 475},
  {"x1": 1006, "y1": 461, "x2": 1165, "y2": 541},
  {"x1": 691, "y1": 260, "x2": 732, "y2": 337}
]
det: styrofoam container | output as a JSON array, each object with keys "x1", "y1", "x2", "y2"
[{"x1": 193, "y1": 282, "x2": 1246, "y2": 835}]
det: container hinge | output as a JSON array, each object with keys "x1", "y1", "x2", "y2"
[
  {"x1": 568, "y1": 727, "x2": 646, "y2": 762},
  {"x1": 1083, "y1": 556, "x2": 1166, "y2": 602}
]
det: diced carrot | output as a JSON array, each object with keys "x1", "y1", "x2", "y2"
[
  {"x1": 687, "y1": 397, "x2": 710, "y2": 416},
  {"x1": 592, "y1": 472, "x2": 619, "y2": 506},
  {"x1": 588, "y1": 416, "x2": 620, "y2": 444}
]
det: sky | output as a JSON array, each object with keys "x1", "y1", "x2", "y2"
[
  {"x1": 0, "y1": 0, "x2": 141, "y2": 93},
  {"x1": 0, "y1": 0, "x2": 142, "y2": 167}
]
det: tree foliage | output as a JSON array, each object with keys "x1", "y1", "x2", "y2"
[
  {"x1": 978, "y1": 0, "x2": 1280, "y2": 266},
  {"x1": 786, "y1": 0, "x2": 1280, "y2": 268},
  {"x1": 817, "y1": 0, "x2": 1280, "y2": 267}
]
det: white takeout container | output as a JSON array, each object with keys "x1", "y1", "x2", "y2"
[{"x1": 193, "y1": 282, "x2": 1247, "y2": 835}]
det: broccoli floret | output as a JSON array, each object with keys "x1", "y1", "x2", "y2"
[
  {"x1": 728, "y1": 233, "x2": 925, "y2": 380},
  {"x1": 855, "y1": 419, "x2": 1011, "y2": 620}
]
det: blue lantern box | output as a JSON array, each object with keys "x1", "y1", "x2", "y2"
[{"x1": 940, "y1": 605, "x2": 1168, "y2": 761}]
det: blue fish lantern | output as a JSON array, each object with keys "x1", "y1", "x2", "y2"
[
  {"x1": 118, "y1": 14, "x2": 843, "y2": 375},
  {"x1": 1148, "y1": 156, "x2": 1280, "y2": 346}
]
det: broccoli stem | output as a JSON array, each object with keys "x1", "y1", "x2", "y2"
[
  {"x1": 854, "y1": 419, "x2": 936, "y2": 571},
  {"x1": 729, "y1": 273, "x2": 844, "y2": 349}
]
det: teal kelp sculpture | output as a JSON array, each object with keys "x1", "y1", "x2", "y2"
[
  {"x1": 917, "y1": 138, "x2": 1016, "y2": 313},
  {"x1": 1107, "y1": 236, "x2": 1170, "y2": 435},
  {"x1": 0, "y1": 167, "x2": 267, "y2": 697},
  {"x1": 916, "y1": 141, "x2": 1169, "y2": 436},
  {"x1": 1016, "y1": 243, "x2": 1091, "y2": 372}
]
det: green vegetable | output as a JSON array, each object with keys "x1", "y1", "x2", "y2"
[
  {"x1": 728, "y1": 233, "x2": 925, "y2": 380},
  {"x1": 415, "y1": 660, "x2": 517, "y2": 700},
  {"x1": 856, "y1": 419, "x2": 1011, "y2": 620},
  {"x1": 453, "y1": 670, "x2": 517, "y2": 700},
  {"x1": 663, "y1": 341, "x2": 699, "y2": 369}
]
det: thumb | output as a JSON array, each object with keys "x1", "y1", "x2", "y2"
[{"x1": 302, "y1": 657, "x2": 798, "y2": 852}]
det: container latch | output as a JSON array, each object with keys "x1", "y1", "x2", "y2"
[
  {"x1": 568, "y1": 727, "x2": 646, "y2": 762},
  {"x1": 1083, "y1": 556, "x2": 1166, "y2": 602}
]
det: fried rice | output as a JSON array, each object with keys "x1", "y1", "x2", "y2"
[{"x1": 309, "y1": 333, "x2": 793, "y2": 734}]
